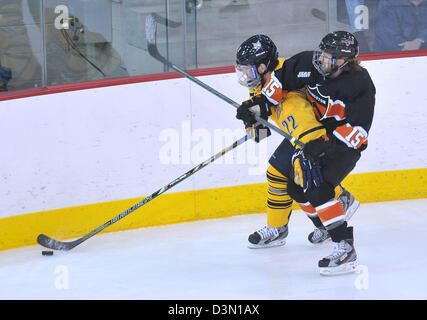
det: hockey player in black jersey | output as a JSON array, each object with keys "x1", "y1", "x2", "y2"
[
  {"x1": 234, "y1": 35, "x2": 360, "y2": 254},
  {"x1": 239, "y1": 31, "x2": 376, "y2": 275}
]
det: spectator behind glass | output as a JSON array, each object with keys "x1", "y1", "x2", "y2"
[
  {"x1": 312, "y1": 0, "x2": 376, "y2": 53},
  {"x1": 0, "y1": 0, "x2": 42, "y2": 91},
  {"x1": 373, "y1": 0, "x2": 427, "y2": 52},
  {"x1": 0, "y1": 0, "x2": 128, "y2": 92},
  {"x1": 0, "y1": 64, "x2": 12, "y2": 92}
]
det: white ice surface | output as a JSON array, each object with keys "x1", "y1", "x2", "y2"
[{"x1": 1, "y1": 199, "x2": 426, "y2": 300}]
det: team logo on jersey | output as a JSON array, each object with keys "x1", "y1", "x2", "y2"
[
  {"x1": 273, "y1": 102, "x2": 283, "y2": 119},
  {"x1": 307, "y1": 85, "x2": 327, "y2": 106},
  {"x1": 307, "y1": 85, "x2": 346, "y2": 121}
]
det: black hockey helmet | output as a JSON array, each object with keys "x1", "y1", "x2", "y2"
[
  {"x1": 319, "y1": 31, "x2": 359, "y2": 58},
  {"x1": 235, "y1": 34, "x2": 278, "y2": 88},
  {"x1": 313, "y1": 31, "x2": 359, "y2": 77},
  {"x1": 236, "y1": 34, "x2": 278, "y2": 70}
]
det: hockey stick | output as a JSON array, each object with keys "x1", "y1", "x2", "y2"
[
  {"x1": 145, "y1": 14, "x2": 305, "y2": 149},
  {"x1": 151, "y1": 12, "x2": 182, "y2": 28},
  {"x1": 37, "y1": 133, "x2": 251, "y2": 251}
]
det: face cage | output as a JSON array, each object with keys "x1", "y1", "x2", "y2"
[
  {"x1": 312, "y1": 50, "x2": 335, "y2": 77},
  {"x1": 312, "y1": 50, "x2": 350, "y2": 78},
  {"x1": 235, "y1": 64, "x2": 261, "y2": 88}
]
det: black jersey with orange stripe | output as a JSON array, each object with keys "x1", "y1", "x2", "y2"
[{"x1": 273, "y1": 51, "x2": 376, "y2": 151}]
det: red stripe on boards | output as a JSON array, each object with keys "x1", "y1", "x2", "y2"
[{"x1": 1, "y1": 50, "x2": 426, "y2": 102}]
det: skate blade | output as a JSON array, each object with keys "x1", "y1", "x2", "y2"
[
  {"x1": 319, "y1": 261, "x2": 358, "y2": 276},
  {"x1": 344, "y1": 200, "x2": 360, "y2": 222},
  {"x1": 247, "y1": 239, "x2": 286, "y2": 249}
]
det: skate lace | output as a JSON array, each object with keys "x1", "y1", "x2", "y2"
[
  {"x1": 312, "y1": 228, "x2": 327, "y2": 241},
  {"x1": 325, "y1": 241, "x2": 348, "y2": 260},
  {"x1": 257, "y1": 225, "x2": 278, "y2": 240}
]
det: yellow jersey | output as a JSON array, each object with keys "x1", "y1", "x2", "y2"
[{"x1": 249, "y1": 58, "x2": 326, "y2": 148}]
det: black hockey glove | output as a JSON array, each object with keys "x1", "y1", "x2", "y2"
[
  {"x1": 236, "y1": 94, "x2": 272, "y2": 128},
  {"x1": 303, "y1": 134, "x2": 336, "y2": 164},
  {"x1": 291, "y1": 149, "x2": 323, "y2": 192}
]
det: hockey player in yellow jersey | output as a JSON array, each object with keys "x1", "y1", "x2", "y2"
[{"x1": 235, "y1": 35, "x2": 359, "y2": 248}]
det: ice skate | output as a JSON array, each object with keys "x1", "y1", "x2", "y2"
[
  {"x1": 308, "y1": 227, "x2": 330, "y2": 244},
  {"x1": 340, "y1": 187, "x2": 360, "y2": 222},
  {"x1": 247, "y1": 224, "x2": 288, "y2": 249},
  {"x1": 318, "y1": 227, "x2": 357, "y2": 275}
]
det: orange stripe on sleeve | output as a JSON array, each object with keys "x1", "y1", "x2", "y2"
[
  {"x1": 334, "y1": 123, "x2": 368, "y2": 149},
  {"x1": 326, "y1": 99, "x2": 346, "y2": 120},
  {"x1": 262, "y1": 72, "x2": 284, "y2": 105}
]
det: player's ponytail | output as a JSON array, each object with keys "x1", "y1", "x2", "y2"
[{"x1": 341, "y1": 58, "x2": 362, "y2": 73}]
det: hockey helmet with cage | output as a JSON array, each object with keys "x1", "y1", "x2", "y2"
[
  {"x1": 313, "y1": 31, "x2": 359, "y2": 77},
  {"x1": 235, "y1": 34, "x2": 279, "y2": 88},
  {"x1": 320, "y1": 31, "x2": 359, "y2": 58}
]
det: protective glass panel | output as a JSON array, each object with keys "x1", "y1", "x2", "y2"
[
  {"x1": 0, "y1": 0, "x2": 426, "y2": 93},
  {"x1": 0, "y1": 0, "x2": 43, "y2": 91}
]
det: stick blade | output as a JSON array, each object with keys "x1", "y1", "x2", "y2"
[
  {"x1": 145, "y1": 14, "x2": 157, "y2": 46},
  {"x1": 152, "y1": 13, "x2": 182, "y2": 28},
  {"x1": 37, "y1": 234, "x2": 73, "y2": 251},
  {"x1": 145, "y1": 14, "x2": 168, "y2": 65}
]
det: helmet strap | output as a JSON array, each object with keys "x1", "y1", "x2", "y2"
[
  {"x1": 333, "y1": 59, "x2": 349, "y2": 74},
  {"x1": 255, "y1": 61, "x2": 271, "y2": 86},
  {"x1": 328, "y1": 57, "x2": 349, "y2": 77},
  {"x1": 250, "y1": 65, "x2": 260, "y2": 82}
]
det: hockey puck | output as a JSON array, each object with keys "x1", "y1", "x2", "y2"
[{"x1": 42, "y1": 250, "x2": 54, "y2": 256}]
